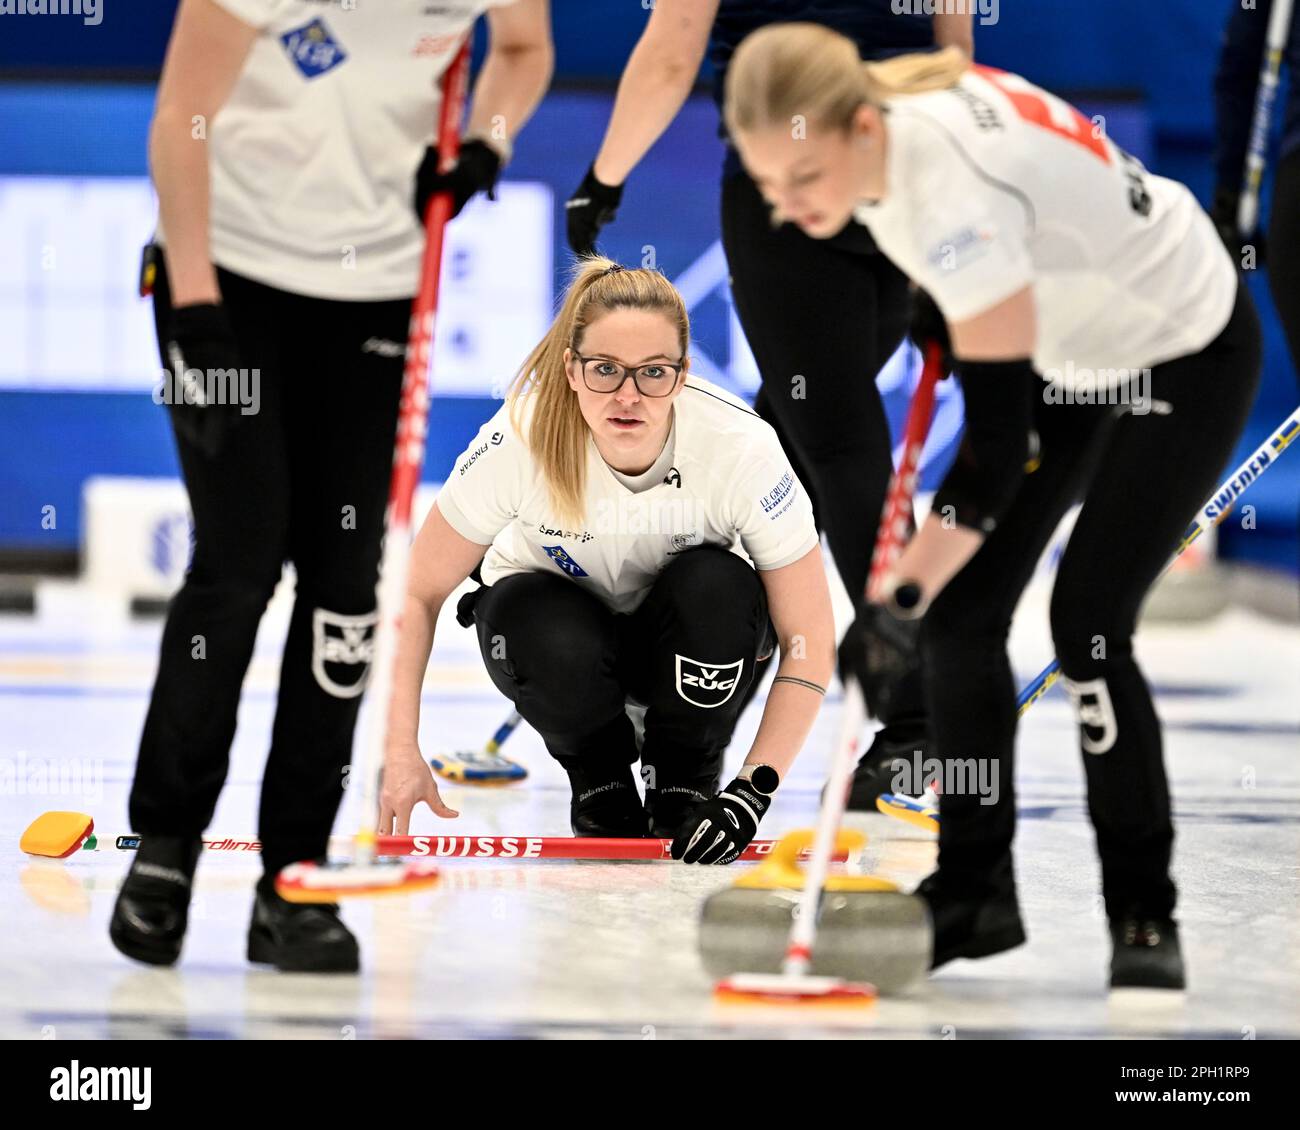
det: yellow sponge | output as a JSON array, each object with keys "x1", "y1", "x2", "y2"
[{"x1": 20, "y1": 811, "x2": 93, "y2": 859}]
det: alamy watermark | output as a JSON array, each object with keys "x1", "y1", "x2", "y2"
[
  {"x1": 0, "y1": 0, "x2": 101, "y2": 26},
  {"x1": 891, "y1": 0, "x2": 999, "y2": 26},
  {"x1": 0, "y1": 752, "x2": 103, "y2": 802},
  {"x1": 590, "y1": 495, "x2": 708, "y2": 538},
  {"x1": 154, "y1": 358, "x2": 260, "y2": 416},
  {"x1": 50, "y1": 1062, "x2": 151, "y2": 1110},
  {"x1": 1041, "y1": 363, "x2": 1163, "y2": 416},
  {"x1": 889, "y1": 751, "x2": 1000, "y2": 805}
]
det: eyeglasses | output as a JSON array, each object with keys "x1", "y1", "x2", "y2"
[{"x1": 572, "y1": 353, "x2": 684, "y2": 398}]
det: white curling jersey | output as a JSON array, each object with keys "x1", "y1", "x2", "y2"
[
  {"x1": 175, "y1": 0, "x2": 515, "y2": 301},
  {"x1": 434, "y1": 378, "x2": 821, "y2": 614},
  {"x1": 853, "y1": 65, "x2": 1238, "y2": 386}
]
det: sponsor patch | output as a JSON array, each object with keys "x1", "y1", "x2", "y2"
[
  {"x1": 949, "y1": 85, "x2": 1003, "y2": 131},
  {"x1": 458, "y1": 442, "x2": 490, "y2": 476},
  {"x1": 759, "y1": 471, "x2": 797, "y2": 521},
  {"x1": 542, "y1": 545, "x2": 589, "y2": 578},
  {"x1": 674, "y1": 654, "x2": 744, "y2": 709},
  {"x1": 150, "y1": 512, "x2": 193, "y2": 580},
  {"x1": 413, "y1": 31, "x2": 462, "y2": 58},
  {"x1": 926, "y1": 225, "x2": 996, "y2": 272},
  {"x1": 311, "y1": 608, "x2": 377, "y2": 699},
  {"x1": 538, "y1": 523, "x2": 593, "y2": 544},
  {"x1": 280, "y1": 18, "x2": 347, "y2": 80},
  {"x1": 361, "y1": 337, "x2": 404, "y2": 358}
]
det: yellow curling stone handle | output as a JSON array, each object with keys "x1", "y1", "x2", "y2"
[{"x1": 734, "y1": 828, "x2": 899, "y2": 892}]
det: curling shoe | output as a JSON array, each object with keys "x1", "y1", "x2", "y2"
[
  {"x1": 642, "y1": 745, "x2": 724, "y2": 838},
  {"x1": 563, "y1": 758, "x2": 648, "y2": 837},
  {"x1": 1109, "y1": 915, "x2": 1185, "y2": 990},
  {"x1": 845, "y1": 716, "x2": 929, "y2": 810},
  {"x1": 109, "y1": 834, "x2": 202, "y2": 967},
  {"x1": 917, "y1": 866, "x2": 1026, "y2": 969},
  {"x1": 248, "y1": 876, "x2": 359, "y2": 973}
]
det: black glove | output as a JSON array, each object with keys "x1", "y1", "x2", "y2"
[
  {"x1": 908, "y1": 286, "x2": 953, "y2": 370},
  {"x1": 671, "y1": 775, "x2": 772, "y2": 865},
  {"x1": 163, "y1": 303, "x2": 241, "y2": 459},
  {"x1": 838, "y1": 599, "x2": 923, "y2": 721},
  {"x1": 565, "y1": 164, "x2": 624, "y2": 257},
  {"x1": 414, "y1": 138, "x2": 502, "y2": 223},
  {"x1": 1209, "y1": 185, "x2": 1266, "y2": 268}
]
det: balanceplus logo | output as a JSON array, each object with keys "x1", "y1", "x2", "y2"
[
  {"x1": 0, "y1": 0, "x2": 101, "y2": 25},
  {"x1": 50, "y1": 1061, "x2": 151, "y2": 1110}
]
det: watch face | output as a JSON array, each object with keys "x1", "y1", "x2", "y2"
[{"x1": 747, "y1": 765, "x2": 780, "y2": 795}]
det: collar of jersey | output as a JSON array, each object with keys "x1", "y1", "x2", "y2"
[{"x1": 589, "y1": 410, "x2": 677, "y2": 496}]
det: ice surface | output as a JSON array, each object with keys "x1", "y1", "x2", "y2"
[{"x1": 1, "y1": 580, "x2": 1295, "y2": 1039}]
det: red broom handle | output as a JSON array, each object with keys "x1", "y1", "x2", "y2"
[
  {"x1": 353, "y1": 40, "x2": 472, "y2": 863},
  {"x1": 866, "y1": 341, "x2": 942, "y2": 602}
]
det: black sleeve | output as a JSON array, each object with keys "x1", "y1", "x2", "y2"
[{"x1": 931, "y1": 358, "x2": 1037, "y2": 535}]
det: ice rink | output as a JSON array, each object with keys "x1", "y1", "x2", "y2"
[{"x1": 2, "y1": 574, "x2": 1297, "y2": 1040}]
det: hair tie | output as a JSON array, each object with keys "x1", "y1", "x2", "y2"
[{"x1": 602, "y1": 264, "x2": 625, "y2": 276}]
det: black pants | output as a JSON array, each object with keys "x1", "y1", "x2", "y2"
[
  {"x1": 721, "y1": 168, "x2": 910, "y2": 602},
  {"x1": 1267, "y1": 148, "x2": 1300, "y2": 575},
  {"x1": 923, "y1": 283, "x2": 1262, "y2": 919},
  {"x1": 1267, "y1": 148, "x2": 1300, "y2": 393},
  {"x1": 130, "y1": 262, "x2": 409, "y2": 874},
  {"x1": 467, "y1": 548, "x2": 772, "y2": 782},
  {"x1": 721, "y1": 168, "x2": 925, "y2": 725}
]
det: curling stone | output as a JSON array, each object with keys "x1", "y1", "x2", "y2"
[{"x1": 698, "y1": 829, "x2": 932, "y2": 995}]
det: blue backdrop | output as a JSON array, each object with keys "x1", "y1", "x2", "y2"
[
  {"x1": 0, "y1": 0, "x2": 1269, "y2": 144},
  {"x1": 0, "y1": 0, "x2": 1296, "y2": 571}
]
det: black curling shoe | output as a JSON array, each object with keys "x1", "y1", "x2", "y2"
[
  {"x1": 564, "y1": 759, "x2": 649, "y2": 838},
  {"x1": 846, "y1": 718, "x2": 929, "y2": 810},
  {"x1": 917, "y1": 869, "x2": 1027, "y2": 970},
  {"x1": 642, "y1": 746, "x2": 723, "y2": 838},
  {"x1": 644, "y1": 779, "x2": 714, "y2": 838},
  {"x1": 1110, "y1": 916, "x2": 1185, "y2": 990},
  {"x1": 109, "y1": 834, "x2": 202, "y2": 967},
  {"x1": 248, "y1": 877, "x2": 359, "y2": 974}
]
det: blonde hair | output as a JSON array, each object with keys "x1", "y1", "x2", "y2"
[
  {"x1": 724, "y1": 22, "x2": 969, "y2": 138},
  {"x1": 506, "y1": 257, "x2": 689, "y2": 527}
]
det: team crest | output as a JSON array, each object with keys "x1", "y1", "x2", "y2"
[
  {"x1": 280, "y1": 18, "x2": 348, "y2": 80},
  {"x1": 542, "y1": 545, "x2": 589, "y2": 578},
  {"x1": 674, "y1": 654, "x2": 744, "y2": 709},
  {"x1": 311, "y1": 608, "x2": 377, "y2": 699}
]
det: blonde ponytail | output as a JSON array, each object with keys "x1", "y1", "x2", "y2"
[
  {"x1": 724, "y1": 22, "x2": 968, "y2": 138},
  {"x1": 507, "y1": 258, "x2": 689, "y2": 528},
  {"x1": 862, "y1": 46, "x2": 969, "y2": 101}
]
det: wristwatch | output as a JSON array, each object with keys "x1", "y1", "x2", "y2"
[{"x1": 737, "y1": 764, "x2": 780, "y2": 795}]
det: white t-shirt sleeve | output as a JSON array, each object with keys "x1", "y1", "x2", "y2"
[
  {"x1": 904, "y1": 143, "x2": 1034, "y2": 324},
  {"x1": 730, "y1": 436, "x2": 820, "y2": 571},
  {"x1": 433, "y1": 407, "x2": 530, "y2": 546},
  {"x1": 209, "y1": 0, "x2": 296, "y2": 31}
]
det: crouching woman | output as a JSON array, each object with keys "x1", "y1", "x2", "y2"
[{"x1": 380, "y1": 258, "x2": 834, "y2": 862}]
